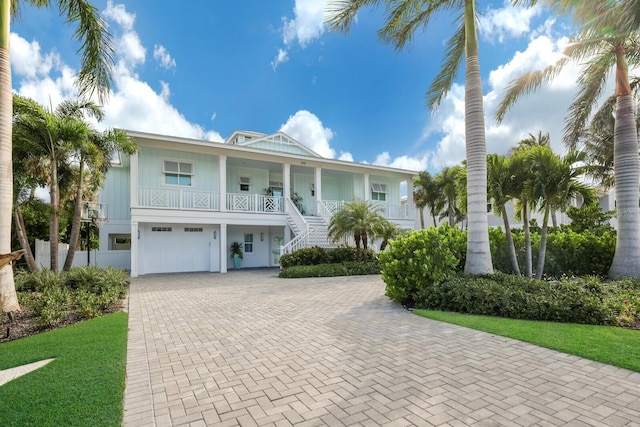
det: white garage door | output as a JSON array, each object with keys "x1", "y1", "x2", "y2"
[{"x1": 142, "y1": 224, "x2": 211, "y2": 274}]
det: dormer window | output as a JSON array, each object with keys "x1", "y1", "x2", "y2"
[
  {"x1": 164, "y1": 160, "x2": 193, "y2": 186},
  {"x1": 239, "y1": 176, "x2": 251, "y2": 192}
]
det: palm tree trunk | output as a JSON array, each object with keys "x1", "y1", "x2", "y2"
[
  {"x1": 609, "y1": 94, "x2": 640, "y2": 278},
  {"x1": 49, "y1": 155, "x2": 60, "y2": 271},
  {"x1": 63, "y1": 158, "x2": 84, "y2": 271},
  {"x1": 463, "y1": 0, "x2": 492, "y2": 275},
  {"x1": 419, "y1": 207, "x2": 425, "y2": 229},
  {"x1": 0, "y1": 0, "x2": 20, "y2": 313},
  {"x1": 535, "y1": 206, "x2": 550, "y2": 279},
  {"x1": 13, "y1": 204, "x2": 38, "y2": 272},
  {"x1": 448, "y1": 205, "x2": 455, "y2": 227},
  {"x1": 523, "y1": 204, "x2": 532, "y2": 278},
  {"x1": 501, "y1": 206, "x2": 520, "y2": 276},
  {"x1": 431, "y1": 212, "x2": 437, "y2": 227}
]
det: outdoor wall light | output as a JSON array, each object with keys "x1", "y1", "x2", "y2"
[
  {"x1": 310, "y1": 183, "x2": 315, "y2": 196},
  {"x1": 260, "y1": 232, "x2": 264, "y2": 241},
  {"x1": 214, "y1": 230, "x2": 217, "y2": 239},
  {"x1": 137, "y1": 230, "x2": 140, "y2": 239}
]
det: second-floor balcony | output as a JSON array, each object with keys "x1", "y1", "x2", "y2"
[
  {"x1": 138, "y1": 187, "x2": 284, "y2": 213},
  {"x1": 137, "y1": 187, "x2": 412, "y2": 220}
]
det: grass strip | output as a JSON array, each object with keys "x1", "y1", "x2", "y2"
[
  {"x1": 0, "y1": 312, "x2": 128, "y2": 427},
  {"x1": 414, "y1": 309, "x2": 640, "y2": 372}
]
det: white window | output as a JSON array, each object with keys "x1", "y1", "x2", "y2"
[
  {"x1": 239, "y1": 176, "x2": 251, "y2": 192},
  {"x1": 151, "y1": 227, "x2": 172, "y2": 232},
  {"x1": 164, "y1": 160, "x2": 193, "y2": 186},
  {"x1": 108, "y1": 234, "x2": 131, "y2": 250},
  {"x1": 371, "y1": 183, "x2": 387, "y2": 201},
  {"x1": 244, "y1": 234, "x2": 254, "y2": 253}
]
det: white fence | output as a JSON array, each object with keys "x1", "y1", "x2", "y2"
[{"x1": 35, "y1": 239, "x2": 130, "y2": 270}]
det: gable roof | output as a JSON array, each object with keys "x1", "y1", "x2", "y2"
[{"x1": 225, "y1": 130, "x2": 321, "y2": 158}]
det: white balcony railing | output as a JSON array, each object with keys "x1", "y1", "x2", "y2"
[
  {"x1": 226, "y1": 193, "x2": 284, "y2": 213},
  {"x1": 318, "y1": 200, "x2": 411, "y2": 220},
  {"x1": 138, "y1": 188, "x2": 283, "y2": 213},
  {"x1": 139, "y1": 187, "x2": 220, "y2": 210}
]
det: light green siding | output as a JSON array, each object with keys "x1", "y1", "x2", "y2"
[
  {"x1": 322, "y1": 174, "x2": 356, "y2": 202},
  {"x1": 101, "y1": 155, "x2": 131, "y2": 220},
  {"x1": 139, "y1": 147, "x2": 219, "y2": 192},
  {"x1": 369, "y1": 175, "x2": 401, "y2": 204},
  {"x1": 246, "y1": 141, "x2": 312, "y2": 156},
  {"x1": 227, "y1": 165, "x2": 269, "y2": 193}
]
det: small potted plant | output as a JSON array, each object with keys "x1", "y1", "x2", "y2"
[{"x1": 230, "y1": 241, "x2": 243, "y2": 269}]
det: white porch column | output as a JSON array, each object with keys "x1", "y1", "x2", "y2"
[
  {"x1": 406, "y1": 175, "x2": 416, "y2": 220},
  {"x1": 314, "y1": 167, "x2": 322, "y2": 203},
  {"x1": 219, "y1": 155, "x2": 227, "y2": 212},
  {"x1": 364, "y1": 173, "x2": 370, "y2": 201},
  {"x1": 130, "y1": 221, "x2": 139, "y2": 277},
  {"x1": 220, "y1": 223, "x2": 228, "y2": 273},
  {"x1": 130, "y1": 152, "x2": 139, "y2": 208},
  {"x1": 283, "y1": 163, "x2": 291, "y2": 211}
]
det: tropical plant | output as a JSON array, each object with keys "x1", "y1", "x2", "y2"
[
  {"x1": 60, "y1": 100, "x2": 136, "y2": 271},
  {"x1": 230, "y1": 241, "x2": 243, "y2": 259},
  {"x1": 487, "y1": 153, "x2": 520, "y2": 275},
  {"x1": 327, "y1": 200, "x2": 383, "y2": 250},
  {"x1": 499, "y1": 1, "x2": 640, "y2": 278},
  {"x1": 326, "y1": 0, "x2": 493, "y2": 275},
  {"x1": 525, "y1": 146, "x2": 594, "y2": 279},
  {"x1": 1, "y1": 0, "x2": 114, "y2": 313},
  {"x1": 374, "y1": 219, "x2": 401, "y2": 251},
  {"x1": 413, "y1": 171, "x2": 442, "y2": 228},
  {"x1": 434, "y1": 166, "x2": 464, "y2": 227}
]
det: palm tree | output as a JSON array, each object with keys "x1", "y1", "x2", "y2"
[
  {"x1": 375, "y1": 219, "x2": 401, "y2": 251},
  {"x1": 328, "y1": 200, "x2": 384, "y2": 249},
  {"x1": 12, "y1": 95, "x2": 92, "y2": 272},
  {"x1": 326, "y1": 0, "x2": 493, "y2": 275},
  {"x1": 414, "y1": 171, "x2": 442, "y2": 227},
  {"x1": 526, "y1": 146, "x2": 594, "y2": 279},
  {"x1": 59, "y1": 99, "x2": 136, "y2": 271},
  {"x1": 1, "y1": 0, "x2": 113, "y2": 313},
  {"x1": 487, "y1": 154, "x2": 520, "y2": 275},
  {"x1": 498, "y1": 1, "x2": 640, "y2": 278},
  {"x1": 434, "y1": 166, "x2": 464, "y2": 227}
]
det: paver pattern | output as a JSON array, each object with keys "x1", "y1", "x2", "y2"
[{"x1": 123, "y1": 270, "x2": 640, "y2": 426}]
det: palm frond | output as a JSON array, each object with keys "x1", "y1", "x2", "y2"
[
  {"x1": 61, "y1": 0, "x2": 115, "y2": 103},
  {"x1": 426, "y1": 16, "x2": 465, "y2": 111},
  {"x1": 325, "y1": 0, "x2": 383, "y2": 33}
]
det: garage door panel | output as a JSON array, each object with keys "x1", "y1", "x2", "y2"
[{"x1": 143, "y1": 225, "x2": 210, "y2": 274}]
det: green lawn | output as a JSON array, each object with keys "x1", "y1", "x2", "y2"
[
  {"x1": 0, "y1": 312, "x2": 128, "y2": 427},
  {"x1": 414, "y1": 310, "x2": 640, "y2": 372}
]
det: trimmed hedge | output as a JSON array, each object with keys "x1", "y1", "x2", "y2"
[
  {"x1": 415, "y1": 273, "x2": 640, "y2": 326},
  {"x1": 279, "y1": 246, "x2": 377, "y2": 268},
  {"x1": 278, "y1": 261, "x2": 380, "y2": 278}
]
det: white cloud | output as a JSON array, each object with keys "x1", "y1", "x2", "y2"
[
  {"x1": 12, "y1": 2, "x2": 223, "y2": 143},
  {"x1": 153, "y1": 45, "x2": 176, "y2": 69},
  {"x1": 479, "y1": 1, "x2": 542, "y2": 43},
  {"x1": 273, "y1": 0, "x2": 328, "y2": 70},
  {"x1": 103, "y1": 0, "x2": 135, "y2": 31},
  {"x1": 373, "y1": 152, "x2": 427, "y2": 171},
  {"x1": 271, "y1": 48, "x2": 289, "y2": 71},
  {"x1": 279, "y1": 110, "x2": 339, "y2": 158}
]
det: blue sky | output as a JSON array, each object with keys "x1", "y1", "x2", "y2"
[{"x1": 10, "y1": 1, "x2": 594, "y2": 173}]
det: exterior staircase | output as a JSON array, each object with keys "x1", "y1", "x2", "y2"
[{"x1": 283, "y1": 201, "x2": 335, "y2": 254}]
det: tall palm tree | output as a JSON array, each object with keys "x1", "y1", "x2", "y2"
[
  {"x1": 487, "y1": 153, "x2": 520, "y2": 275},
  {"x1": 526, "y1": 146, "x2": 594, "y2": 279},
  {"x1": 499, "y1": 1, "x2": 640, "y2": 278},
  {"x1": 12, "y1": 95, "x2": 90, "y2": 271},
  {"x1": 1, "y1": 0, "x2": 113, "y2": 313},
  {"x1": 327, "y1": 0, "x2": 493, "y2": 275},
  {"x1": 328, "y1": 200, "x2": 384, "y2": 249}
]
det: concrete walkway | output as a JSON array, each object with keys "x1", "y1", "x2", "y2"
[{"x1": 123, "y1": 270, "x2": 640, "y2": 426}]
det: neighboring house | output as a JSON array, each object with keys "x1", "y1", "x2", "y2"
[{"x1": 98, "y1": 130, "x2": 418, "y2": 277}]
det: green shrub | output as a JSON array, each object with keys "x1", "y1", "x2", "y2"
[
  {"x1": 279, "y1": 246, "x2": 329, "y2": 268},
  {"x1": 15, "y1": 266, "x2": 129, "y2": 327},
  {"x1": 379, "y1": 225, "x2": 466, "y2": 307},
  {"x1": 326, "y1": 247, "x2": 377, "y2": 263},
  {"x1": 416, "y1": 273, "x2": 633, "y2": 325},
  {"x1": 279, "y1": 261, "x2": 380, "y2": 278},
  {"x1": 489, "y1": 227, "x2": 614, "y2": 278}
]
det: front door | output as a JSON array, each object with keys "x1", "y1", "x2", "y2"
[{"x1": 273, "y1": 236, "x2": 284, "y2": 265}]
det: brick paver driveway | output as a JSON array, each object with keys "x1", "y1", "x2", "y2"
[{"x1": 123, "y1": 270, "x2": 640, "y2": 426}]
